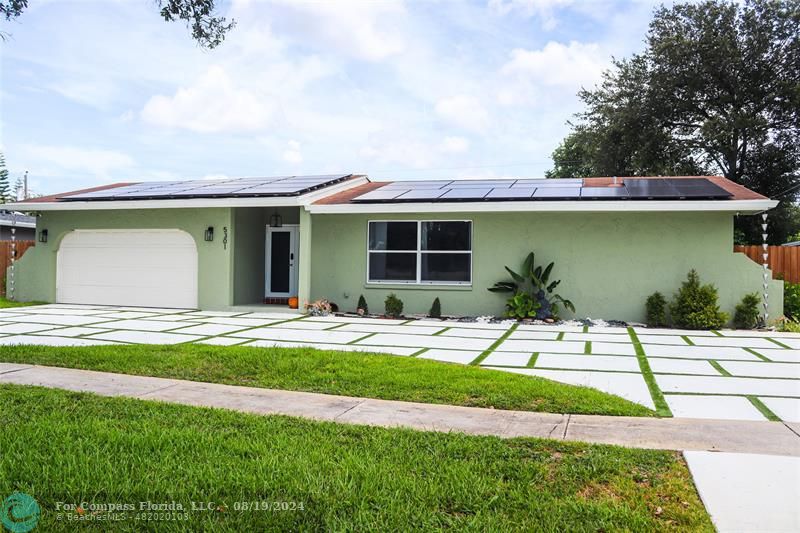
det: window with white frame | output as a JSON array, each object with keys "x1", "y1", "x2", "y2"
[{"x1": 367, "y1": 221, "x2": 472, "y2": 284}]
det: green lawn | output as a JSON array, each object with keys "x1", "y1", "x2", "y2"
[
  {"x1": 0, "y1": 343, "x2": 654, "y2": 417},
  {"x1": 0, "y1": 385, "x2": 710, "y2": 531},
  {"x1": 0, "y1": 297, "x2": 44, "y2": 308}
]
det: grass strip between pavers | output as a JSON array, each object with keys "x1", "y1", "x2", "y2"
[
  {"x1": 431, "y1": 327, "x2": 450, "y2": 336},
  {"x1": 766, "y1": 337, "x2": 792, "y2": 349},
  {"x1": 744, "y1": 347, "x2": 772, "y2": 362},
  {"x1": 469, "y1": 323, "x2": 518, "y2": 366},
  {"x1": 627, "y1": 327, "x2": 673, "y2": 417},
  {"x1": 746, "y1": 396, "x2": 782, "y2": 421},
  {"x1": 681, "y1": 335, "x2": 695, "y2": 346},
  {"x1": 708, "y1": 360, "x2": 732, "y2": 377},
  {"x1": 556, "y1": 331, "x2": 565, "y2": 341},
  {"x1": 527, "y1": 352, "x2": 539, "y2": 368},
  {"x1": 584, "y1": 341, "x2": 591, "y2": 355}
]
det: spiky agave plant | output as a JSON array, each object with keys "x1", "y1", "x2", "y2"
[{"x1": 489, "y1": 251, "x2": 575, "y2": 320}]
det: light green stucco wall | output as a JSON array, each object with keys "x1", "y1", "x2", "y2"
[
  {"x1": 308, "y1": 211, "x2": 783, "y2": 323},
  {"x1": 13, "y1": 208, "x2": 234, "y2": 309}
]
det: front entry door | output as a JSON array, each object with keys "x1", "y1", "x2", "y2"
[{"x1": 266, "y1": 225, "x2": 299, "y2": 297}]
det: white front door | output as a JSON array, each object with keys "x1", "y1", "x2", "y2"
[
  {"x1": 56, "y1": 229, "x2": 199, "y2": 309},
  {"x1": 265, "y1": 225, "x2": 299, "y2": 297}
]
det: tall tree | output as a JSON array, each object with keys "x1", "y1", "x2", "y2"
[
  {"x1": 1, "y1": 0, "x2": 235, "y2": 48},
  {"x1": 0, "y1": 152, "x2": 11, "y2": 204},
  {"x1": 548, "y1": 0, "x2": 800, "y2": 243}
]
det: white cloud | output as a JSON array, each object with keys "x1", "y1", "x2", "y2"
[
  {"x1": 435, "y1": 95, "x2": 490, "y2": 131},
  {"x1": 488, "y1": 0, "x2": 573, "y2": 29},
  {"x1": 501, "y1": 41, "x2": 608, "y2": 87},
  {"x1": 283, "y1": 140, "x2": 303, "y2": 164},
  {"x1": 274, "y1": 0, "x2": 407, "y2": 61},
  {"x1": 140, "y1": 66, "x2": 273, "y2": 133},
  {"x1": 438, "y1": 136, "x2": 470, "y2": 154},
  {"x1": 16, "y1": 144, "x2": 134, "y2": 178}
]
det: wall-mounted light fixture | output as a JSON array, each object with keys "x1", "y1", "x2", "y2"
[
  {"x1": 204, "y1": 226, "x2": 214, "y2": 242},
  {"x1": 38, "y1": 229, "x2": 48, "y2": 243},
  {"x1": 270, "y1": 212, "x2": 282, "y2": 228}
]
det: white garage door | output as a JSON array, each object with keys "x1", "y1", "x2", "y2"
[{"x1": 57, "y1": 229, "x2": 198, "y2": 309}]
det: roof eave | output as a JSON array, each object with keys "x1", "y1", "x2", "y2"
[{"x1": 306, "y1": 199, "x2": 778, "y2": 214}]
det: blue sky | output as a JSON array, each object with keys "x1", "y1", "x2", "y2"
[{"x1": 1, "y1": 0, "x2": 659, "y2": 195}]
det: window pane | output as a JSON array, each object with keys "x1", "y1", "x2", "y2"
[
  {"x1": 421, "y1": 253, "x2": 471, "y2": 282},
  {"x1": 369, "y1": 222, "x2": 417, "y2": 250},
  {"x1": 422, "y1": 221, "x2": 471, "y2": 251},
  {"x1": 369, "y1": 253, "x2": 417, "y2": 281}
]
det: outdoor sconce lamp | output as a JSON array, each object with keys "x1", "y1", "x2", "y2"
[
  {"x1": 38, "y1": 229, "x2": 48, "y2": 243},
  {"x1": 204, "y1": 226, "x2": 214, "y2": 242},
  {"x1": 270, "y1": 212, "x2": 282, "y2": 228}
]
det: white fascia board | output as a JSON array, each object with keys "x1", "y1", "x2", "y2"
[
  {"x1": 0, "y1": 221, "x2": 36, "y2": 228},
  {"x1": 307, "y1": 199, "x2": 778, "y2": 215},
  {"x1": 8, "y1": 177, "x2": 369, "y2": 212}
]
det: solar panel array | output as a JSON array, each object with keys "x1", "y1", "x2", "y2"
[
  {"x1": 59, "y1": 174, "x2": 353, "y2": 201},
  {"x1": 352, "y1": 178, "x2": 732, "y2": 203}
]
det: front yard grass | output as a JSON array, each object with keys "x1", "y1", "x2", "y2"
[
  {"x1": 0, "y1": 385, "x2": 711, "y2": 531},
  {"x1": 0, "y1": 343, "x2": 654, "y2": 417}
]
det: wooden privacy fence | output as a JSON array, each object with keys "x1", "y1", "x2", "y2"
[
  {"x1": 0, "y1": 241, "x2": 35, "y2": 295},
  {"x1": 734, "y1": 245, "x2": 800, "y2": 284}
]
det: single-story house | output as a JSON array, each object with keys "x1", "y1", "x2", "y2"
[
  {"x1": 0, "y1": 211, "x2": 36, "y2": 241},
  {"x1": 7, "y1": 174, "x2": 781, "y2": 321}
]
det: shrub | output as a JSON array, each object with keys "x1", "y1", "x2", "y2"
[
  {"x1": 384, "y1": 293, "x2": 403, "y2": 318},
  {"x1": 779, "y1": 317, "x2": 800, "y2": 333},
  {"x1": 784, "y1": 282, "x2": 800, "y2": 319},
  {"x1": 489, "y1": 251, "x2": 575, "y2": 320},
  {"x1": 669, "y1": 270, "x2": 728, "y2": 330},
  {"x1": 733, "y1": 293, "x2": 761, "y2": 329},
  {"x1": 645, "y1": 292, "x2": 668, "y2": 327},
  {"x1": 356, "y1": 294, "x2": 369, "y2": 316},
  {"x1": 429, "y1": 297, "x2": 442, "y2": 318},
  {"x1": 504, "y1": 292, "x2": 540, "y2": 320}
]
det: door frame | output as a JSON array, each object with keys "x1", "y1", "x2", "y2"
[{"x1": 265, "y1": 224, "x2": 300, "y2": 297}]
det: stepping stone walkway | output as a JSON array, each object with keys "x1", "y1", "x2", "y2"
[{"x1": 0, "y1": 304, "x2": 798, "y2": 422}]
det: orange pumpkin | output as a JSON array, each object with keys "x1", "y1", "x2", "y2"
[{"x1": 288, "y1": 297, "x2": 299, "y2": 309}]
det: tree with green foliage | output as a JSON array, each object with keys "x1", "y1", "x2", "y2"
[
  {"x1": 0, "y1": 152, "x2": 11, "y2": 203},
  {"x1": 548, "y1": 0, "x2": 800, "y2": 243},
  {"x1": 0, "y1": 0, "x2": 235, "y2": 48}
]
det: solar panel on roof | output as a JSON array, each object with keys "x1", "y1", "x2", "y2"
[
  {"x1": 670, "y1": 179, "x2": 732, "y2": 198},
  {"x1": 440, "y1": 188, "x2": 492, "y2": 200},
  {"x1": 485, "y1": 187, "x2": 536, "y2": 200},
  {"x1": 533, "y1": 187, "x2": 582, "y2": 199},
  {"x1": 352, "y1": 188, "x2": 408, "y2": 202},
  {"x1": 624, "y1": 179, "x2": 680, "y2": 198},
  {"x1": 59, "y1": 174, "x2": 352, "y2": 201},
  {"x1": 581, "y1": 186, "x2": 630, "y2": 199},
  {"x1": 395, "y1": 189, "x2": 447, "y2": 201}
]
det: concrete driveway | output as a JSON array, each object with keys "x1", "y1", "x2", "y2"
[{"x1": 0, "y1": 303, "x2": 798, "y2": 423}]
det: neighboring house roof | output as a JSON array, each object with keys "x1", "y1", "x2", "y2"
[
  {"x1": 6, "y1": 174, "x2": 775, "y2": 214},
  {"x1": 0, "y1": 211, "x2": 36, "y2": 228}
]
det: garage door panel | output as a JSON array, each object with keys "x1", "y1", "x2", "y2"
[{"x1": 57, "y1": 230, "x2": 198, "y2": 309}]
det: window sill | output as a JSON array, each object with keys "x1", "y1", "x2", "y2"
[{"x1": 364, "y1": 283, "x2": 473, "y2": 291}]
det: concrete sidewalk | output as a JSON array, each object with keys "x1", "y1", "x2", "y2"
[{"x1": 2, "y1": 362, "x2": 799, "y2": 456}]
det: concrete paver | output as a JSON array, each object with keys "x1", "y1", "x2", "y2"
[{"x1": 684, "y1": 452, "x2": 800, "y2": 533}]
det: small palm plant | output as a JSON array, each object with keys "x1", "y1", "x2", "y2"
[{"x1": 489, "y1": 252, "x2": 575, "y2": 320}]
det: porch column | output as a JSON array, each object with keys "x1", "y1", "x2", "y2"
[{"x1": 298, "y1": 208, "x2": 313, "y2": 308}]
